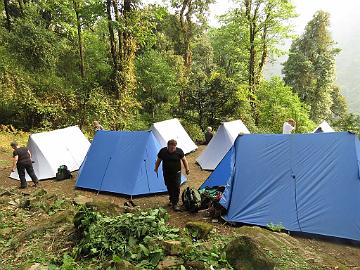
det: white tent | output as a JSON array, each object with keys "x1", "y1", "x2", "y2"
[
  {"x1": 150, "y1": 118, "x2": 197, "y2": 154},
  {"x1": 10, "y1": 126, "x2": 90, "y2": 181},
  {"x1": 313, "y1": 121, "x2": 335, "y2": 133},
  {"x1": 196, "y1": 120, "x2": 250, "y2": 170}
]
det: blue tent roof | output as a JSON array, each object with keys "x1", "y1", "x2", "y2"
[
  {"x1": 218, "y1": 132, "x2": 360, "y2": 241},
  {"x1": 75, "y1": 130, "x2": 186, "y2": 196},
  {"x1": 199, "y1": 146, "x2": 235, "y2": 189}
]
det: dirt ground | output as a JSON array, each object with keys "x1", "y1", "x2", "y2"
[{"x1": 1, "y1": 143, "x2": 360, "y2": 267}]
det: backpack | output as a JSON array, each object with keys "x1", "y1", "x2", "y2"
[
  {"x1": 56, "y1": 165, "x2": 72, "y2": 181},
  {"x1": 181, "y1": 187, "x2": 202, "y2": 213}
]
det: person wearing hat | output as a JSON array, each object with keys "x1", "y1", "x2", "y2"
[{"x1": 10, "y1": 141, "x2": 38, "y2": 188}]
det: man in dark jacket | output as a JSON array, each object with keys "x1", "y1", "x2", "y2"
[
  {"x1": 154, "y1": 139, "x2": 190, "y2": 211},
  {"x1": 11, "y1": 141, "x2": 38, "y2": 188}
]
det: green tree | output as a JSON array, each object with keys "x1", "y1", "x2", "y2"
[
  {"x1": 256, "y1": 77, "x2": 315, "y2": 133},
  {"x1": 136, "y1": 50, "x2": 181, "y2": 121},
  {"x1": 283, "y1": 11, "x2": 343, "y2": 123},
  {"x1": 211, "y1": 0, "x2": 296, "y2": 123}
]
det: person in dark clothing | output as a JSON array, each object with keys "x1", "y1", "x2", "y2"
[
  {"x1": 154, "y1": 139, "x2": 190, "y2": 211},
  {"x1": 11, "y1": 141, "x2": 38, "y2": 188},
  {"x1": 204, "y1": 126, "x2": 213, "y2": 145}
]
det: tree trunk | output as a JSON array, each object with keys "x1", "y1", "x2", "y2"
[
  {"x1": 3, "y1": 0, "x2": 11, "y2": 31},
  {"x1": 112, "y1": 0, "x2": 123, "y2": 65},
  {"x1": 106, "y1": 0, "x2": 118, "y2": 72},
  {"x1": 245, "y1": 0, "x2": 259, "y2": 124},
  {"x1": 73, "y1": 0, "x2": 85, "y2": 78}
]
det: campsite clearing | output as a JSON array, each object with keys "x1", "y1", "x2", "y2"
[{"x1": 0, "y1": 131, "x2": 360, "y2": 269}]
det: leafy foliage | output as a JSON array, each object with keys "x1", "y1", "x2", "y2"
[
  {"x1": 72, "y1": 207, "x2": 179, "y2": 268},
  {"x1": 283, "y1": 11, "x2": 343, "y2": 123}
]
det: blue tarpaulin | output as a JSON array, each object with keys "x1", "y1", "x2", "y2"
[
  {"x1": 75, "y1": 130, "x2": 186, "y2": 196},
  {"x1": 216, "y1": 132, "x2": 360, "y2": 241}
]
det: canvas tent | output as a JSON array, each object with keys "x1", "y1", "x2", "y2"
[
  {"x1": 151, "y1": 118, "x2": 197, "y2": 154},
  {"x1": 196, "y1": 120, "x2": 250, "y2": 170},
  {"x1": 10, "y1": 126, "x2": 90, "y2": 181},
  {"x1": 216, "y1": 132, "x2": 360, "y2": 241},
  {"x1": 75, "y1": 130, "x2": 186, "y2": 196},
  {"x1": 313, "y1": 120, "x2": 335, "y2": 133}
]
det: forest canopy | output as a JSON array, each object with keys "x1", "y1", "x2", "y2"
[{"x1": 0, "y1": 0, "x2": 359, "y2": 136}]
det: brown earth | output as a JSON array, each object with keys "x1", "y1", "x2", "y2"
[{"x1": 1, "y1": 141, "x2": 360, "y2": 268}]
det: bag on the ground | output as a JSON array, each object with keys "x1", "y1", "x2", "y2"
[
  {"x1": 182, "y1": 187, "x2": 201, "y2": 213},
  {"x1": 56, "y1": 165, "x2": 72, "y2": 180}
]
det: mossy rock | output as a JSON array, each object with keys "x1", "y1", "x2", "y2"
[
  {"x1": 184, "y1": 260, "x2": 207, "y2": 270},
  {"x1": 225, "y1": 235, "x2": 276, "y2": 270},
  {"x1": 85, "y1": 200, "x2": 122, "y2": 216},
  {"x1": 114, "y1": 260, "x2": 139, "y2": 270},
  {"x1": 185, "y1": 221, "x2": 213, "y2": 240}
]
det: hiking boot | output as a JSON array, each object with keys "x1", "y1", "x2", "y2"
[
  {"x1": 172, "y1": 204, "x2": 181, "y2": 212},
  {"x1": 19, "y1": 185, "x2": 27, "y2": 189},
  {"x1": 33, "y1": 181, "x2": 39, "y2": 187}
]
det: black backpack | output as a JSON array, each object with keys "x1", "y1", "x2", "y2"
[
  {"x1": 56, "y1": 165, "x2": 72, "y2": 181},
  {"x1": 182, "y1": 187, "x2": 202, "y2": 213}
]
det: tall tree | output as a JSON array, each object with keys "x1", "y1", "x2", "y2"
[
  {"x1": 283, "y1": 11, "x2": 342, "y2": 123},
  {"x1": 3, "y1": 0, "x2": 11, "y2": 31},
  {"x1": 170, "y1": 0, "x2": 214, "y2": 74},
  {"x1": 212, "y1": 0, "x2": 296, "y2": 123},
  {"x1": 73, "y1": 0, "x2": 85, "y2": 78}
]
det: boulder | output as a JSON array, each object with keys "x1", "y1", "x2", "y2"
[
  {"x1": 73, "y1": 195, "x2": 93, "y2": 206},
  {"x1": 114, "y1": 260, "x2": 138, "y2": 270},
  {"x1": 184, "y1": 260, "x2": 207, "y2": 270},
  {"x1": 85, "y1": 200, "x2": 122, "y2": 216},
  {"x1": 225, "y1": 235, "x2": 276, "y2": 270},
  {"x1": 185, "y1": 221, "x2": 213, "y2": 240},
  {"x1": 156, "y1": 256, "x2": 184, "y2": 270},
  {"x1": 162, "y1": 240, "x2": 182, "y2": 256}
]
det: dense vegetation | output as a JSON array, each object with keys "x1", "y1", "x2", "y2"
[{"x1": 0, "y1": 0, "x2": 359, "y2": 136}]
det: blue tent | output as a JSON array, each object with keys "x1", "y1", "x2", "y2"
[
  {"x1": 75, "y1": 130, "x2": 186, "y2": 196},
  {"x1": 199, "y1": 146, "x2": 235, "y2": 189},
  {"x1": 217, "y1": 132, "x2": 360, "y2": 241}
]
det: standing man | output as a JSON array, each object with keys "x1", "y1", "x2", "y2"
[
  {"x1": 10, "y1": 141, "x2": 38, "y2": 189},
  {"x1": 282, "y1": 119, "x2": 296, "y2": 134},
  {"x1": 154, "y1": 139, "x2": 190, "y2": 211},
  {"x1": 93, "y1": 121, "x2": 104, "y2": 132},
  {"x1": 204, "y1": 126, "x2": 213, "y2": 145}
]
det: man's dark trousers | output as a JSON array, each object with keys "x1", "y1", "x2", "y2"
[
  {"x1": 164, "y1": 172, "x2": 181, "y2": 206},
  {"x1": 17, "y1": 162, "x2": 38, "y2": 188}
]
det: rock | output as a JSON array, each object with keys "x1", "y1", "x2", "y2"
[
  {"x1": 156, "y1": 256, "x2": 184, "y2": 270},
  {"x1": 184, "y1": 260, "x2": 207, "y2": 270},
  {"x1": 85, "y1": 200, "x2": 122, "y2": 216},
  {"x1": 73, "y1": 195, "x2": 93, "y2": 206},
  {"x1": 0, "y1": 190, "x2": 14, "y2": 196},
  {"x1": 114, "y1": 260, "x2": 138, "y2": 270},
  {"x1": 225, "y1": 235, "x2": 276, "y2": 270},
  {"x1": 20, "y1": 198, "x2": 31, "y2": 209},
  {"x1": 185, "y1": 221, "x2": 213, "y2": 240},
  {"x1": 27, "y1": 263, "x2": 47, "y2": 270},
  {"x1": 162, "y1": 240, "x2": 182, "y2": 255},
  {"x1": 0, "y1": 227, "x2": 12, "y2": 239}
]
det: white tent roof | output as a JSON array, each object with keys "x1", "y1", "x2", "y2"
[
  {"x1": 196, "y1": 120, "x2": 250, "y2": 170},
  {"x1": 312, "y1": 121, "x2": 335, "y2": 133},
  {"x1": 150, "y1": 118, "x2": 197, "y2": 154},
  {"x1": 10, "y1": 126, "x2": 90, "y2": 181}
]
